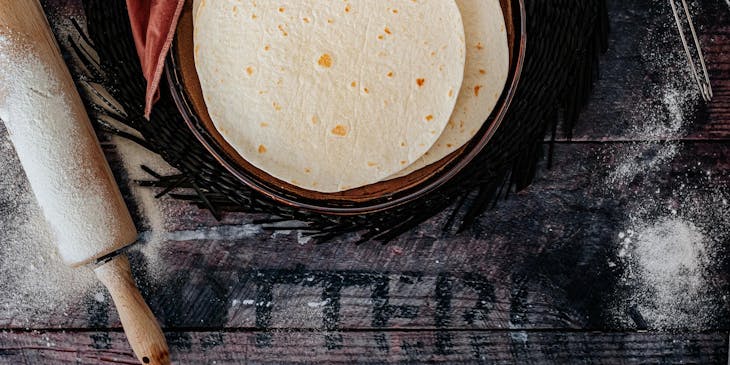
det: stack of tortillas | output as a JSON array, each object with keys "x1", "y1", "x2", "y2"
[{"x1": 194, "y1": 0, "x2": 508, "y2": 193}]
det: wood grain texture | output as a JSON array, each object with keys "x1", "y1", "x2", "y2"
[
  {"x1": 563, "y1": 0, "x2": 730, "y2": 141},
  {"x1": 1, "y1": 0, "x2": 728, "y2": 363},
  {"x1": 0, "y1": 330, "x2": 726, "y2": 365},
  {"x1": 1, "y1": 142, "x2": 727, "y2": 332}
]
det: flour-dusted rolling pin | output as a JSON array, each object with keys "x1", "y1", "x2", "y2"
[{"x1": 0, "y1": 2, "x2": 170, "y2": 364}]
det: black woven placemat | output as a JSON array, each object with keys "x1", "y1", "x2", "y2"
[{"x1": 72, "y1": 0, "x2": 608, "y2": 242}]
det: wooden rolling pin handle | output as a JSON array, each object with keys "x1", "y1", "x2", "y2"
[{"x1": 95, "y1": 255, "x2": 170, "y2": 365}]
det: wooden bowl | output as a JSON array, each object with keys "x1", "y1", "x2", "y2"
[{"x1": 166, "y1": 0, "x2": 526, "y2": 215}]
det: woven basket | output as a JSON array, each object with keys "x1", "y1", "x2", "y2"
[{"x1": 75, "y1": 0, "x2": 608, "y2": 242}]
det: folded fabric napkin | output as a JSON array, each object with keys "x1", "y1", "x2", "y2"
[{"x1": 126, "y1": 0, "x2": 185, "y2": 119}]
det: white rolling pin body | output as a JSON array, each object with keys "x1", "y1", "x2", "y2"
[
  {"x1": 0, "y1": 2, "x2": 170, "y2": 364},
  {"x1": 0, "y1": 1, "x2": 137, "y2": 267}
]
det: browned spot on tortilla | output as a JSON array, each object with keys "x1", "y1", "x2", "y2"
[
  {"x1": 425, "y1": 115, "x2": 434, "y2": 122},
  {"x1": 277, "y1": 24, "x2": 288, "y2": 36},
  {"x1": 246, "y1": 66, "x2": 254, "y2": 75},
  {"x1": 416, "y1": 78, "x2": 425, "y2": 87},
  {"x1": 258, "y1": 145, "x2": 267, "y2": 153},
  {"x1": 474, "y1": 85, "x2": 482, "y2": 96},
  {"x1": 331, "y1": 125, "x2": 348, "y2": 136},
  {"x1": 318, "y1": 53, "x2": 333, "y2": 68}
]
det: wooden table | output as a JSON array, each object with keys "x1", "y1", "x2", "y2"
[{"x1": 0, "y1": 0, "x2": 728, "y2": 363}]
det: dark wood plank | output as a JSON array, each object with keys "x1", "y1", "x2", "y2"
[
  {"x1": 0, "y1": 330, "x2": 726, "y2": 365},
  {"x1": 565, "y1": 0, "x2": 730, "y2": 141},
  {"x1": 2, "y1": 142, "x2": 727, "y2": 332}
]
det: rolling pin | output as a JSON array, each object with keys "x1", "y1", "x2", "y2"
[{"x1": 0, "y1": 1, "x2": 170, "y2": 364}]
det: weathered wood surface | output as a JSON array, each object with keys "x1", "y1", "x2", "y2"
[
  {"x1": 0, "y1": 0, "x2": 727, "y2": 363},
  {"x1": 0, "y1": 331, "x2": 726, "y2": 365},
  {"x1": 564, "y1": 0, "x2": 730, "y2": 141},
  {"x1": 1, "y1": 142, "x2": 727, "y2": 332}
]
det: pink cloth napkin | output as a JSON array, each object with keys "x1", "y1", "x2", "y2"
[{"x1": 126, "y1": 0, "x2": 185, "y2": 119}]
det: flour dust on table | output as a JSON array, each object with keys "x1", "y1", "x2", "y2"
[
  {"x1": 111, "y1": 136, "x2": 176, "y2": 282},
  {"x1": 0, "y1": 127, "x2": 100, "y2": 323},
  {"x1": 601, "y1": 1, "x2": 729, "y2": 329},
  {"x1": 0, "y1": 30, "x2": 106, "y2": 321},
  {"x1": 110, "y1": 135, "x2": 265, "y2": 280},
  {"x1": 0, "y1": 23, "x2": 172, "y2": 319},
  {"x1": 603, "y1": 0, "x2": 704, "y2": 186}
]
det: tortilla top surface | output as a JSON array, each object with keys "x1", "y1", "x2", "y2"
[
  {"x1": 391, "y1": 0, "x2": 509, "y2": 178},
  {"x1": 194, "y1": 0, "x2": 466, "y2": 192}
]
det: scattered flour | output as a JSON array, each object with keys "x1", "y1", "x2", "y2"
[
  {"x1": 93, "y1": 291, "x2": 106, "y2": 303},
  {"x1": 606, "y1": 1, "x2": 700, "y2": 187},
  {"x1": 306, "y1": 299, "x2": 329, "y2": 308},
  {"x1": 0, "y1": 124, "x2": 99, "y2": 325},
  {"x1": 110, "y1": 136, "x2": 176, "y2": 281},
  {"x1": 0, "y1": 31, "x2": 107, "y2": 324},
  {"x1": 0, "y1": 2, "x2": 266, "y2": 326},
  {"x1": 607, "y1": 88, "x2": 694, "y2": 186},
  {"x1": 603, "y1": 2, "x2": 725, "y2": 330},
  {"x1": 297, "y1": 231, "x2": 314, "y2": 245},
  {"x1": 110, "y1": 135, "x2": 262, "y2": 279},
  {"x1": 162, "y1": 225, "x2": 262, "y2": 241},
  {"x1": 0, "y1": 10, "x2": 104, "y2": 327}
]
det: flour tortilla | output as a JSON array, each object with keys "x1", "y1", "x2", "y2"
[
  {"x1": 390, "y1": 0, "x2": 509, "y2": 178},
  {"x1": 192, "y1": 0, "x2": 201, "y2": 22},
  {"x1": 194, "y1": 0, "x2": 466, "y2": 193}
]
